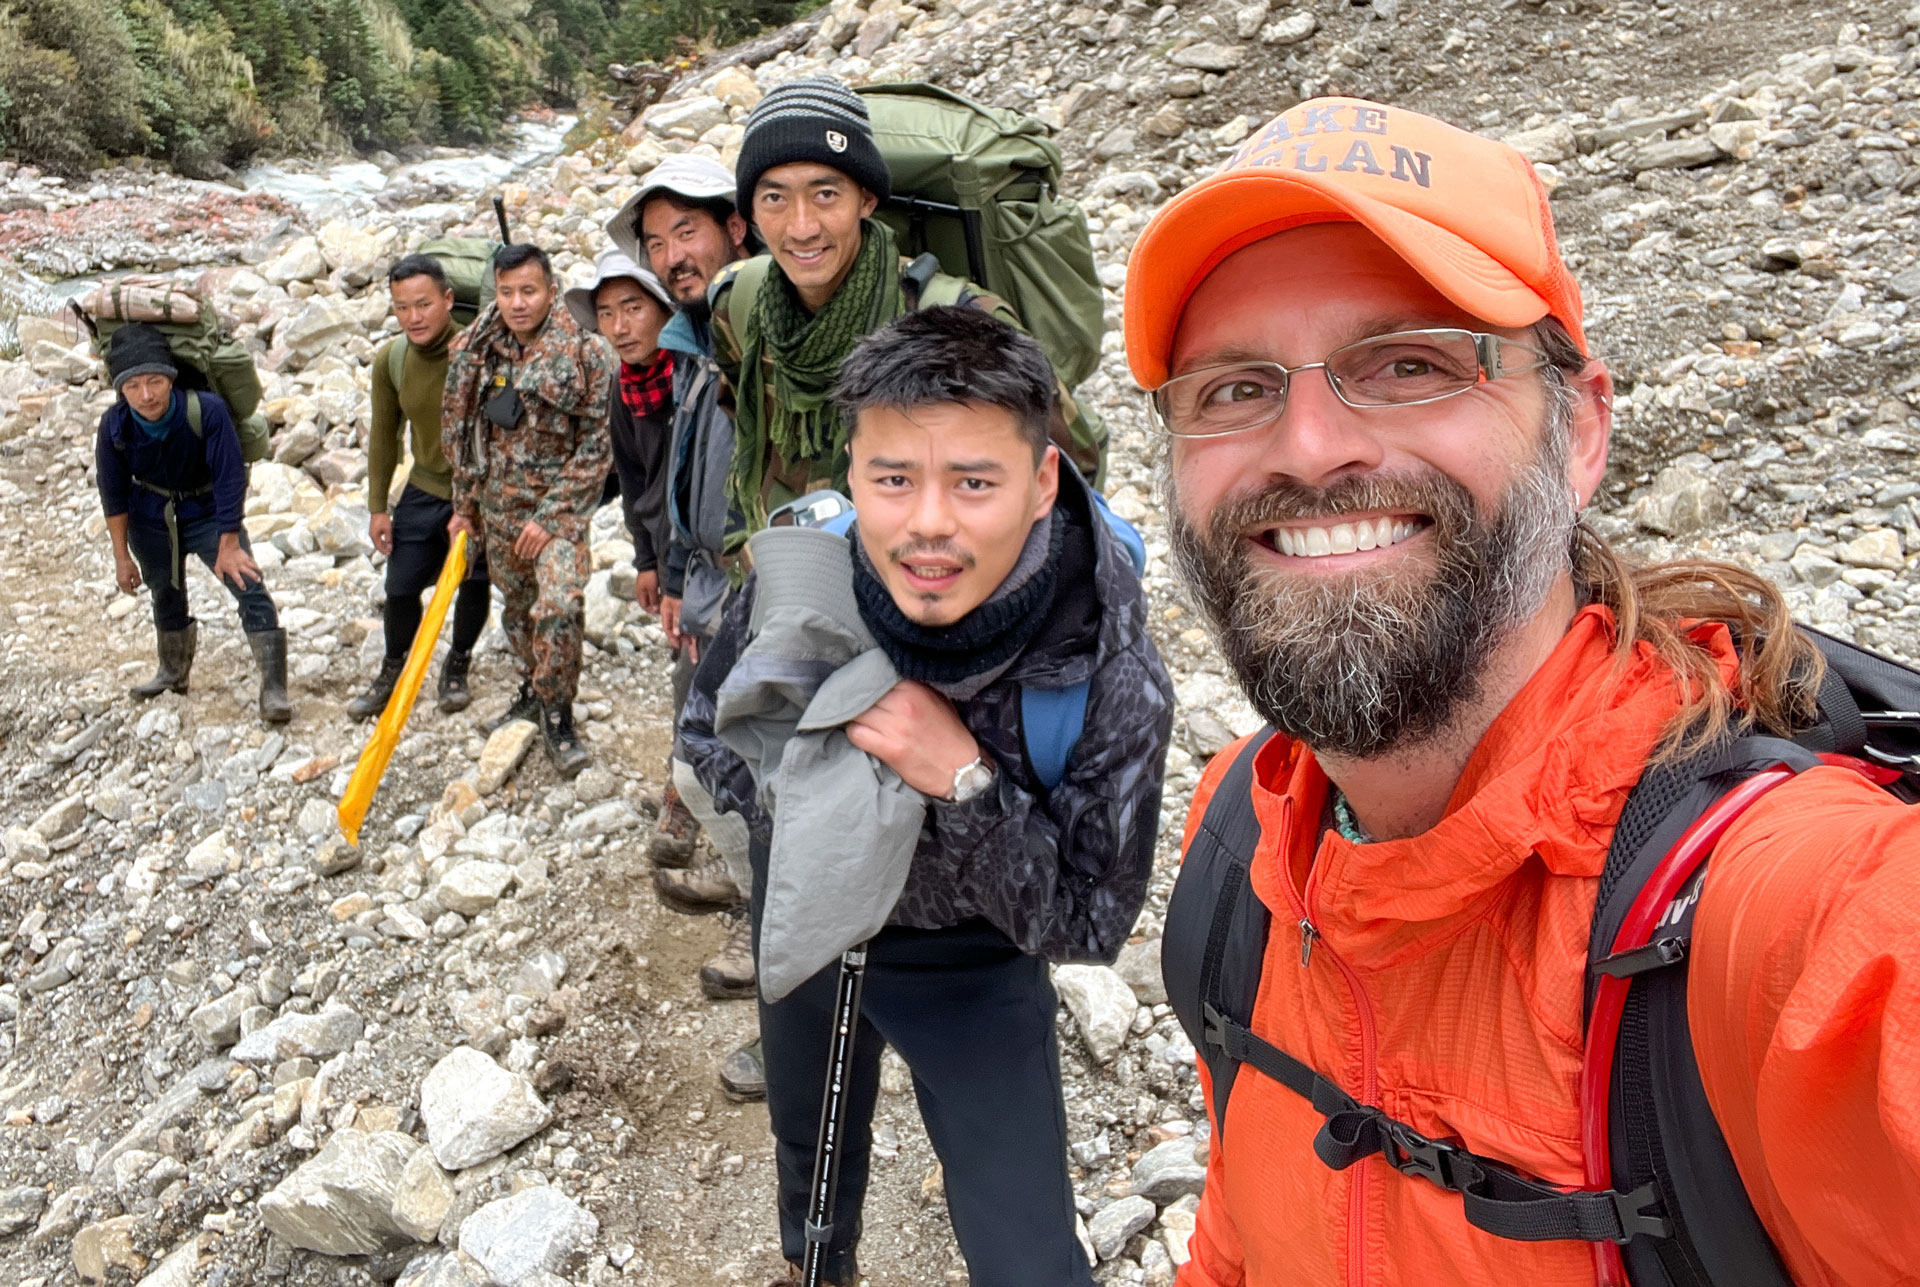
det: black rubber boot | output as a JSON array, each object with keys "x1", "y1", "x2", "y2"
[
  {"x1": 247, "y1": 628, "x2": 292, "y2": 724},
  {"x1": 541, "y1": 699, "x2": 590, "y2": 778},
  {"x1": 347, "y1": 656, "x2": 405, "y2": 721},
  {"x1": 436, "y1": 649, "x2": 473, "y2": 713},
  {"x1": 131, "y1": 624, "x2": 196, "y2": 699},
  {"x1": 482, "y1": 680, "x2": 540, "y2": 733}
]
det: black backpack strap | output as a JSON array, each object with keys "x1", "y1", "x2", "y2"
[
  {"x1": 1588, "y1": 736, "x2": 1806, "y2": 1287},
  {"x1": 1163, "y1": 729, "x2": 1275, "y2": 1145}
]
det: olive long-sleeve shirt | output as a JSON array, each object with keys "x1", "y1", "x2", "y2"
[{"x1": 368, "y1": 322, "x2": 458, "y2": 512}]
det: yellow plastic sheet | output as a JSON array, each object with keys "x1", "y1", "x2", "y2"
[{"x1": 337, "y1": 531, "x2": 469, "y2": 846}]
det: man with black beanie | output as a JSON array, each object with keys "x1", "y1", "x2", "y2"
[
  {"x1": 95, "y1": 322, "x2": 291, "y2": 723},
  {"x1": 712, "y1": 74, "x2": 1107, "y2": 536}
]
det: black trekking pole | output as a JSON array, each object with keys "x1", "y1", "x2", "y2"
[
  {"x1": 800, "y1": 942, "x2": 869, "y2": 1287},
  {"x1": 492, "y1": 194, "x2": 512, "y2": 245}
]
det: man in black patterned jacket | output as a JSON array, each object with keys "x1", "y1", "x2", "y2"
[{"x1": 678, "y1": 308, "x2": 1173, "y2": 1287}]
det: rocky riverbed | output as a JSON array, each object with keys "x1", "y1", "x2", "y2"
[{"x1": 2, "y1": 0, "x2": 1919, "y2": 1283}]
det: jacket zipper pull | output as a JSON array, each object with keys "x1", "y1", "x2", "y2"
[{"x1": 1299, "y1": 918, "x2": 1319, "y2": 967}]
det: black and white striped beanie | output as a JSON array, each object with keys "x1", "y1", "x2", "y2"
[{"x1": 735, "y1": 76, "x2": 891, "y2": 212}]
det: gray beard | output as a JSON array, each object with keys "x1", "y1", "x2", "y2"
[{"x1": 1164, "y1": 423, "x2": 1576, "y2": 759}]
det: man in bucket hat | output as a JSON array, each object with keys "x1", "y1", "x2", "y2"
[
  {"x1": 609, "y1": 154, "x2": 766, "y2": 1020},
  {"x1": 563, "y1": 248, "x2": 677, "y2": 611},
  {"x1": 1132, "y1": 98, "x2": 1920, "y2": 1285}
]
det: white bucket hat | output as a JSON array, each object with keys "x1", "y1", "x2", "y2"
[
  {"x1": 605, "y1": 154, "x2": 740, "y2": 267},
  {"x1": 564, "y1": 247, "x2": 673, "y2": 333}
]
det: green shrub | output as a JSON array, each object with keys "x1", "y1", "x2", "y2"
[{"x1": 0, "y1": 31, "x2": 97, "y2": 174}]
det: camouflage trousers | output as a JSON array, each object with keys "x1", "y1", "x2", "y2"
[{"x1": 483, "y1": 521, "x2": 589, "y2": 705}]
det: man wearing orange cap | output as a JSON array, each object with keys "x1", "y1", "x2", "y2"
[{"x1": 1131, "y1": 98, "x2": 1920, "y2": 1286}]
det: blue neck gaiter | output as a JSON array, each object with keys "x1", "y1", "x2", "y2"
[{"x1": 128, "y1": 390, "x2": 183, "y2": 441}]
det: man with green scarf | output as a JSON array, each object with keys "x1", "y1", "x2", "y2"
[{"x1": 712, "y1": 75, "x2": 1105, "y2": 534}]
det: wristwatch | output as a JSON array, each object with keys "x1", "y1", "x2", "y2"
[{"x1": 946, "y1": 756, "x2": 996, "y2": 804}]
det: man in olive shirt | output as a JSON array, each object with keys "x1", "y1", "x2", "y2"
[{"x1": 351, "y1": 254, "x2": 494, "y2": 719}]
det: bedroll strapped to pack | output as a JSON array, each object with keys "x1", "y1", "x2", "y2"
[
  {"x1": 1163, "y1": 625, "x2": 1920, "y2": 1287},
  {"x1": 855, "y1": 83, "x2": 1106, "y2": 390},
  {"x1": 76, "y1": 277, "x2": 271, "y2": 463}
]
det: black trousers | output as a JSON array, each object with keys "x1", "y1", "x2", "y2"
[
  {"x1": 384, "y1": 484, "x2": 491, "y2": 661},
  {"x1": 752, "y1": 843, "x2": 1094, "y2": 1286},
  {"x1": 126, "y1": 512, "x2": 277, "y2": 634}
]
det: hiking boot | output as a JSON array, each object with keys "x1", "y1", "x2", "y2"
[
  {"x1": 719, "y1": 1037, "x2": 766, "y2": 1103},
  {"x1": 482, "y1": 680, "x2": 540, "y2": 733},
  {"x1": 653, "y1": 860, "x2": 743, "y2": 914},
  {"x1": 648, "y1": 783, "x2": 700, "y2": 869},
  {"x1": 348, "y1": 656, "x2": 405, "y2": 720},
  {"x1": 436, "y1": 649, "x2": 473, "y2": 713},
  {"x1": 131, "y1": 624, "x2": 196, "y2": 699},
  {"x1": 541, "y1": 700, "x2": 590, "y2": 778},
  {"x1": 247, "y1": 628, "x2": 292, "y2": 724},
  {"x1": 699, "y1": 909, "x2": 756, "y2": 1001}
]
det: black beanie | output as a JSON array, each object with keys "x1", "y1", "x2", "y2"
[
  {"x1": 107, "y1": 323, "x2": 178, "y2": 391},
  {"x1": 735, "y1": 76, "x2": 891, "y2": 217}
]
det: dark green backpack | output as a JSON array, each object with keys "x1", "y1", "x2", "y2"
[
  {"x1": 78, "y1": 277, "x2": 271, "y2": 463},
  {"x1": 855, "y1": 83, "x2": 1106, "y2": 389}
]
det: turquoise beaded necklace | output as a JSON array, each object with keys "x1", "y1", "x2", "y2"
[{"x1": 1331, "y1": 789, "x2": 1374, "y2": 845}]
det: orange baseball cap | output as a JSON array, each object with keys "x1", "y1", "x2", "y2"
[{"x1": 1123, "y1": 97, "x2": 1587, "y2": 389}]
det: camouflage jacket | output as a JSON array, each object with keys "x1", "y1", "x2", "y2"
[
  {"x1": 677, "y1": 470, "x2": 1172, "y2": 964},
  {"x1": 710, "y1": 254, "x2": 1108, "y2": 530},
  {"x1": 444, "y1": 302, "x2": 616, "y2": 546}
]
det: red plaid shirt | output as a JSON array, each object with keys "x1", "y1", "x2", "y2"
[{"x1": 619, "y1": 349, "x2": 675, "y2": 420}]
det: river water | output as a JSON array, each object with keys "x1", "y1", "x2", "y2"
[{"x1": 236, "y1": 115, "x2": 576, "y2": 224}]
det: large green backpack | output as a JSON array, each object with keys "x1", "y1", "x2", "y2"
[
  {"x1": 855, "y1": 83, "x2": 1106, "y2": 389},
  {"x1": 78, "y1": 277, "x2": 271, "y2": 463}
]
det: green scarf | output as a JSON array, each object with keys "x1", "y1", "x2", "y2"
[{"x1": 731, "y1": 218, "x2": 901, "y2": 527}]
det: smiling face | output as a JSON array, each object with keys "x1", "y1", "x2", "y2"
[
  {"x1": 849, "y1": 402, "x2": 1060, "y2": 626},
  {"x1": 494, "y1": 260, "x2": 556, "y2": 343},
  {"x1": 390, "y1": 271, "x2": 455, "y2": 346},
  {"x1": 1162, "y1": 222, "x2": 1611, "y2": 756},
  {"x1": 640, "y1": 196, "x2": 749, "y2": 305},
  {"x1": 594, "y1": 277, "x2": 670, "y2": 366},
  {"x1": 752, "y1": 162, "x2": 878, "y2": 313}
]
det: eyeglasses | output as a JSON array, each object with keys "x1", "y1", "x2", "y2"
[{"x1": 1149, "y1": 329, "x2": 1554, "y2": 439}]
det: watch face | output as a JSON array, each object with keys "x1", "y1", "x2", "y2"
[{"x1": 951, "y1": 759, "x2": 993, "y2": 803}]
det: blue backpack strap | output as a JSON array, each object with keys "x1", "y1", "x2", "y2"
[
  {"x1": 1021, "y1": 679, "x2": 1091, "y2": 791},
  {"x1": 1089, "y1": 489, "x2": 1146, "y2": 577}
]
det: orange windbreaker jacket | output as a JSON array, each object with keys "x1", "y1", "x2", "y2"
[{"x1": 1178, "y1": 605, "x2": 1920, "y2": 1287}]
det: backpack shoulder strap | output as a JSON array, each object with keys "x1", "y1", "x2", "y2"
[
  {"x1": 1020, "y1": 681, "x2": 1091, "y2": 791},
  {"x1": 1162, "y1": 729, "x2": 1276, "y2": 1145},
  {"x1": 1586, "y1": 735, "x2": 1810, "y2": 1287},
  {"x1": 183, "y1": 391, "x2": 203, "y2": 439},
  {"x1": 718, "y1": 256, "x2": 774, "y2": 349},
  {"x1": 385, "y1": 337, "x2": 408, "y2": 391}
]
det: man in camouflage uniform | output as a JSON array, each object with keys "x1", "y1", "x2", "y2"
[{"x1": 445, "y1": 242, "x2": 615, "y2": 777}]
